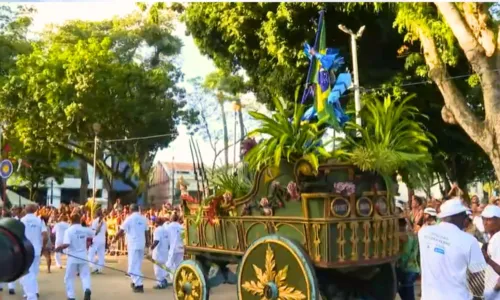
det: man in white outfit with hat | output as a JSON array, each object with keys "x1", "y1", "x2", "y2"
[
  {"x1": 481, "y1": 205, "x2": 500, "y2": 299},
  {"x1": 418, "y1": 198, "x2": 486, "y2": 299}
]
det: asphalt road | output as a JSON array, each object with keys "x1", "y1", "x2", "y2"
[
  {"x1": 0, "y1": 256, "x2": 419, "y2": 300},
  {"x1": 0, "y1": 256, "x2": 236, "y2": 300}
]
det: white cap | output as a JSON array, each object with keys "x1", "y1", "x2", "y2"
[
  {"x1": 423, "y1": 207, "x2": 437, "y2": 217},
  {"x1": 437, "y1": 198, "x2": 468, "y2": 218},
  {"x1": 395, "y1": 202, "x2": 404, "y2": 211},
  {"x1": 481, "y1": 205, "x2": 500, "y2": 218}
]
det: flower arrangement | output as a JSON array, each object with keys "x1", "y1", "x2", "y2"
[
  {"x1": 286, "y1": 181, "x2": 300, "y2": 201},
  {"x1": 259, "y1": 197, "x2": 273, "y2": 216},
  {"x1": 334, "y1": 182, "x2": 356, "y2": 196}
]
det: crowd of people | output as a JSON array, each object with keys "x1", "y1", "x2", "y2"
[
  {"x1": 396, "y1": 189, "x2": 500, "y2": 300},
  {"x1": 0, "y1": 199, "x2": 185, "y2": 300}
]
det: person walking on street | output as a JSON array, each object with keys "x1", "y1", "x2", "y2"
[
  {"x1": 151, "y1": 217, "x2": 170, "y2": 289},
  {"x1": 88, "y1": 209, "x2": 107, "y2": 274},
  {"x1": 480, "y1": 205, "x2": 500, "y2": 299},
  {"x1": 20, "y1": 204, "x2": 48, "y2": 300},
  {"x1": 112, "y1": 204, "x2": 148, "y2": 293},
  {"x1": 52, "y1": 214, "x2": 70, "y2": 269},
  {"x1": 418, "y1": 198, "x2": 486, "y2": 300},
  {"x1": 396, "y1": 216, "x2": 420, "y2": 300},
  {"x1": 55, "y1": 212, "x2": 94, "y2": 300},
  {"x1": 164, "y1": 211, "x2": 185, "y2": 283}
]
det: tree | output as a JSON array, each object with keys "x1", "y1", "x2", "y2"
[
  {"x1": 203, "y1": 70, "x2": 248, "y2": 166},
  {"x1": 183, "y1": 3, "x2": 404, "y2": 108},
  {"x1": 186, "y1": 77, "x2": 223, "y2": 167},
  {"x1": 184, "y1": 3, "x2": 498, "y2": 189},
  {"x1": 0, "y1": 5, "x2": 32, "y2": 83},
  {"x1": 391, "y1": 3, "x2": 500, "y2": 181},
  {"x1": 0, "y1": 6, "x2": 194, "y2": 202}
]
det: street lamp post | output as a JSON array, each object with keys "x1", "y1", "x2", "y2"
[
  {"x1": 92, "y1": 123, "x2": 101, "y2": 201},
  {"x1": 338, "y1": 24, "x2": 365, "y2": 127}
]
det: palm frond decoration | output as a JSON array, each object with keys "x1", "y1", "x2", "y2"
[
  {"x1": 85, "y1": 197, "x2": 101, "y2": 220},
  {"x1": 335, "y1": 93, "x2": 435, "y2": 176},
  {"x1": 244, "y1": 97, "x2": 331, "y2": 172},
  {"x1": 209, "y1": 166, "x2": 252, "y2": 199}
]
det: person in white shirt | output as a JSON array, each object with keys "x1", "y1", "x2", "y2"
[
  {"x1": 481, "y1": 205, "x2": 500, "y2": 299},
  {"x1": 20, "y1": 204, "x2": 48, "y2": 300},
  {"x1": 113, "y1": 204, "x2": 148, "y2": 293},
  {"x1": 164, "y1": 211, "x2": 185, "y2": 283},
  {"x1": 55, "y1": 212, "x2": 94, "y2": 300},
  {"x1": 418, "y1": 198, "x2": 486, "y2": 300},
  {"x1": 52, "y1": 214, "x2": 70, "y2": 269},
  {"x1": 88, "y1": 209, "x2": 107, "y2": 274},
  {"x1": 150, "y1": 217, "x2": 170, "y2": 289}
]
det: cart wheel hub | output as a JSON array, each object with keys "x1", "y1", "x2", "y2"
[
  {"x1": 263, "y1": 282, "x2": 278, "y2": 300},
  {"x1": 182, "y1": 283, "x2": 192, "y2": 295}
]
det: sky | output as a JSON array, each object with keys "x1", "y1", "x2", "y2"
[{"x1": 26, "y1": 2, "x2": 248, "y2": 166}]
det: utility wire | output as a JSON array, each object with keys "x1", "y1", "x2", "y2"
[
  {"x1": 80, "y1": 68, "x2": 500, "y2": 145},
  {"x1": 104, "y1": 133, "x2": 177, "y2": 143},
  {"x1": 337, "y1": 68, "x2": 500, "y2": 99}
]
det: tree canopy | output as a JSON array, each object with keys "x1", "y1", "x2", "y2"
[
  {"x1": 0, "y1": 4, "x2": 196, "y2": 198},
  {"x1": 183, "y1": 2, "x2": 498, "y2": 190}
]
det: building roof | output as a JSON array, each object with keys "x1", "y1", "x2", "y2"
[{"x1": 160, "y1": 162, "x2": 194, "y2": 172}]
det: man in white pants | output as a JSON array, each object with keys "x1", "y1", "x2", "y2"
[
  {"x1": 20, "y1": 204, "x2": 48, "y2": 300},
  {"x1": 113, "y1": 204, "x2": 148, "y2": 293},
  {"x1": 88, "y1": 209, "x2": 107, "y2": 274},
  {"x1": 151, "y1": 217, "x2": 170, "y2": 289},
  {"x1": 55, "y1": 212, "x2": 94, "y2": 300},
  {"x1": 52, "y1": 214, "x2": 70, "y2": 269},
  {"x1": 165, "y1": 211, "x2": 185, "y2": 282}
]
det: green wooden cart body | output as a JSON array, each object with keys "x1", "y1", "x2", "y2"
[{"x1": 183, "y1": 160, "x2": 399, "y2": 269}]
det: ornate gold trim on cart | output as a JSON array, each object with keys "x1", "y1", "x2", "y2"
[
  {"x1": 237, "y1": 235, "x2": 321, "y2": 300},
  {"x1": 173, "y1": 260, "x2": 209, "y2": 300}
]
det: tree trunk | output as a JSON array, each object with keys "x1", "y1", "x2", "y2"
[
  {"x1": 419, "y1": 3, "x2": 500, "y2": 183},
  {"x1": 79, "y1": 159, "x2": 89, "y2": 203},
  {"x1": 219, "y1": 101, "x2": 229, "y2": 167},
  {"x1": 236, "y1": 99, "x2": 245, "y2": 160}
]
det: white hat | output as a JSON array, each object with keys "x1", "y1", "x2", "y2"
[
  {"x1": 437, "y1": 198, "x2": 468, "y2": 218},
  {"x1": 481, "y1": 205, "x2": 500, "y2": 218},
  {"x1": 424, "y1": 207, "x2": 437, "y2": 217},
  {"x1": 395, "y1": 202, "x2": 404, "y2": 211}
]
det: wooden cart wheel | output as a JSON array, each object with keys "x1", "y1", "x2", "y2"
[
  {"x1": 173, "y1": 259, "x2": 209, "y2": 300},
  {"x1": 237, "y1": 235, "x2": 321, "y2": 300}
]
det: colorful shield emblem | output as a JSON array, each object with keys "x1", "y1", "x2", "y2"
[{"x1": 0, "y1": 159, "x2": 13, "y2": 179}]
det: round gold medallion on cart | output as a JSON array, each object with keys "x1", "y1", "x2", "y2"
[
  {"x1": 330, "y1": 197, "x2": 350, "y2": 218},
  {"x1": 356, "y1": 197, "x2": 373, "y2": 217},
  {"x1": 375, "y1": 196, "x2": 388, "y2": 216},
  {"x1": 173, "y1": 260, "x2": 209, "y2": 300}
]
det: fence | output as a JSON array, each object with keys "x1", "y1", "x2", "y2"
[{"x1": 105, "y1": 225, "x2": 156, "y2": 256}]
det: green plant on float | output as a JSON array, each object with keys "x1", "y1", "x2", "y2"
[
  {"x1": 334, "y1": 93, "x2": 435, "y2": 211},
  {"x1": 244, "y1": 96, "x2": 332, "y2": 173},
  {"x1": 209, "y1": 166, "x2": 252, "y2": 199}
]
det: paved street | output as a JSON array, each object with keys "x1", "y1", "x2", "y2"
[
  {"x1": 0, "y1": 256, "x2": 419, "y2": 299},
  {"x1": 1, "y1": 256, "x2": 236, "y2": 300}
]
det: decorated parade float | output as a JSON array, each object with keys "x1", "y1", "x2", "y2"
[{"x1": 173, "y1": 11, "x2": 433, "y2": 300}]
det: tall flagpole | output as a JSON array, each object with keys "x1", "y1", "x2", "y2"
[{"x1": 301, "y1": 10, "x2": 325, "y2": 104}]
